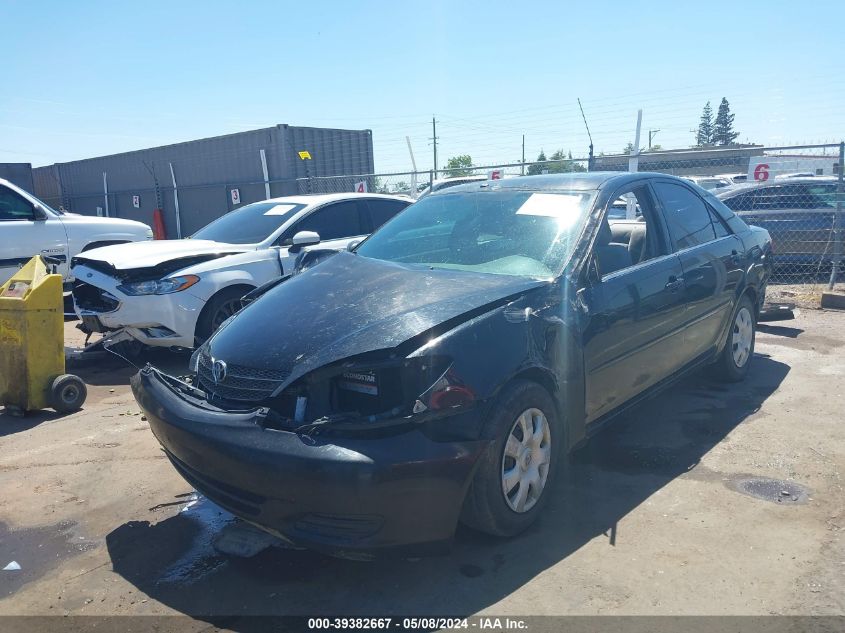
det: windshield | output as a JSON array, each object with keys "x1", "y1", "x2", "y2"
[
  {"x1": 355, "y1": 189, "x2": 594, "y2": 279},
  {"x1": 191, "y1": 201, "x2": 306, "y2": 244}
]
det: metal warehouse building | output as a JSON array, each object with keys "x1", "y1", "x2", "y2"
[{"x1": 32, "y1": 125, "x2": 374, "y2": 237}]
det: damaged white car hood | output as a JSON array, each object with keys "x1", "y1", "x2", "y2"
[{"x1": 72, "y1": 239, "x2": 251, "y2": 270}]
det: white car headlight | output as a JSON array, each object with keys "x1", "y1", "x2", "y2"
[{"x1": 117, "y1": 275, "x2": 200, "y2": 296}]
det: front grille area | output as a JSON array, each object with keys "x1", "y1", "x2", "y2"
[
  {"x1": 197, "y1": 350, "x2": 288, "y2": 402},
  {"x1": 73, "y1": 281, "x2": 120, "y2": 313}
]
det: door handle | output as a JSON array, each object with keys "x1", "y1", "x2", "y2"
[{"x1": 665, "y1": 276, "x2": 684, "y2": 292}]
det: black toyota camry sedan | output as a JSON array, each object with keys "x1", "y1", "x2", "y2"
[{"x1": 132, "y1": 172, "x2": 772, "y2": 558}]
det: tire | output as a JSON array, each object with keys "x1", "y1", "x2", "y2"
[
  {"x1": 460, "y1": 380, "x2": 563, "y2": 537},
  {"x1": 49, "y1": 374, "x2": 87, "y2": 413},
  {"x1": 195, "y1": 286, "x2": 249, "y2": 344},
  {"x1": 710, "y1": 294, "x2": 756, "y2": 382}
]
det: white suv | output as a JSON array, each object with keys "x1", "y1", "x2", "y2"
[{"x1": 0, "y1": 178, "x2": 153, "y2": 284}]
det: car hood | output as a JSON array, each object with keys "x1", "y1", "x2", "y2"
[
  {"x1": 72, "y1": 239, "x2": 251, "y2": 270},
  {"x1": 207, "y1": 251, "x2": 549, "y2": 390},
  {"x1": 59, "y1": 214, "x2": 150, "y2": 231}
]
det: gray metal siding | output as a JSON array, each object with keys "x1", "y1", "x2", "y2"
[
  {"x1": 1, "y1": 163, "x2": 35, "y2": 194},
  {"x1": 31, "y1": 125, "x2": 374, "y2": 236}
]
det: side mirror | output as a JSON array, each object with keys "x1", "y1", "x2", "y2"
[
  {"x1": 346, "y1": 239, "x2": 362, "y2": 252},
  {"x1": 288, "y1": 230, "x2": 321, "y2": 252},
  {"x1": 33, "y1": 204, "x2": 49, "y2": 221}
]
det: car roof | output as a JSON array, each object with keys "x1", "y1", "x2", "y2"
[
  {"x1": 429, "y1": 171, "x2": 688, "y2": 195},
  {"x1": 716, "y1": 176, "x2": 838, "y2": 197},
  {"x1": 261, "y1": 192, "x2": 413, "y2": 206}
]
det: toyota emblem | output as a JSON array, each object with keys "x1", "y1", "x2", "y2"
[{"x1": 212, "y1": 359, "x2": 228, "y2": 383}]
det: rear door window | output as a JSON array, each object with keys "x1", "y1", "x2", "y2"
[
  {"x1": 722, "y1": 191, "x2": 755, "y2": 211},
  {"x1": 653, "y1": 181, "x2": 716, "y2": 249},
  {"x1": 286, "y1": 201, "x2": 366, "y2": 242},
  {"x1": 806, "y1": 184, "x2": 838, "y2": 209},
  {"x1": 752, "y1": 185, "x2": 812, "y2": 210},
  {"x1": 366, "y1": 198, "x2": 410, "y2": 231}
]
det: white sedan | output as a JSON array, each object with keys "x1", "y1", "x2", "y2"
[{"x1": 71, "y1": 193, "x2": 411, "y2": 349}]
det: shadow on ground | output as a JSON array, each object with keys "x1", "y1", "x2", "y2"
[
  {"x1": 104, "y1": 355, "x2": 789, "y2": 622},
  {"x1": 758, "y1": 324, "x2": 804, "y2": 339},
  {"x1": 68, "y1": 346, "x2": 190, "y2": 388},
  {"x1": 0, "y1": 347, "x2": 189, "y2": 435}
]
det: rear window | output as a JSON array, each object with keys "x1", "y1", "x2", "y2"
[{"x1": 367, "y1": 198, "x2": 410, "y2": 229}]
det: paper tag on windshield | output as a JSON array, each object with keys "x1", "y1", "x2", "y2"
[
  {"x1": 263, "y1": 204, "x2": 297, "y2": 216},
  {"x1": 516, "y1": 193, "x2": 583, "y2": 218}
]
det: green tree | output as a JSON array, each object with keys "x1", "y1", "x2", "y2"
[
  {"x1": 545, "y1": 149, "x2": 587, "y2": 173},
  {"x1": 712, "y1": 98, "x2": 739, "y2": 146},
  {"x1": 696, "y1": 102, "x2": 714, "y2": 146},
  {"x1": 527, "y1": 150, "x2": 547, "y2": 175},
  {"x1": 443, "y1": 154, "x2": 474, "y2": 178},
  {"x1": 371, "y1": 176, "x2": 390, "y2": 194}
]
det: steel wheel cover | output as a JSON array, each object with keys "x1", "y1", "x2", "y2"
[
  {"x1": 501, "y1": 407, "x2": 552, "y2": 513},
  {"x1": 732, "y1": 306, "x2": 753, "y2": 368}
]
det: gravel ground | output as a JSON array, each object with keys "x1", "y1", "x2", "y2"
[{"x1": 0, "y1": 310, "x2": 843, "y2": 627}]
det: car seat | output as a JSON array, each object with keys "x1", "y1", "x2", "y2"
[
  {"x1": 594, "y1": 218, "x2": 632, "y2": 276},
  {"x1": 628, "y1": 216, "x2": 649, "y2": 265}
]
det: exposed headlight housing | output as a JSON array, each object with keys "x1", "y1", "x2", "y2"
[
  {"x1": 414, "y1": 364, "x2": 475, "y2": 413},
  {"x1": 117, "y1": 274, "x2": 200, "y2": 296}
]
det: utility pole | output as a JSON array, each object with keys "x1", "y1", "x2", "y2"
[
  {"x1": 521, "y1": 135, "x2": 525, "y2": 175},
  {"x1": 430, "y1": 117, "x2": 439, "y2": 178},
  {"x1": 406, "y1": 136, "x2": 419, "y2": 197},
  {"x1": 628, "y1": 110, "x2": 643, "y2": 174},
  {"x1": 648, "y1": 129, "x2": 660, "y2": 149},
  {"x1": 578, "y1": 98, "x2": 594, "y2": 171}
]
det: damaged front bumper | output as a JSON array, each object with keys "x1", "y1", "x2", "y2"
[
  {"x1": 131, "y1": 366, "x2": 490, "y2": 558},
  {"x1": 72, "y1": 264, "x2": 203, "y2": 349}
]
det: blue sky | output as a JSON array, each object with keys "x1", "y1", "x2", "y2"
[{"x1": 2, "y1": 0, "x2": 843, "y2": 172}]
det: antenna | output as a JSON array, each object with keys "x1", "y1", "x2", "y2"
[{"x1": 578, "y1": 98, "x2": 594, "y2": 171}]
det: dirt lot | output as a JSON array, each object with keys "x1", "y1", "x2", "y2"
[{"x1": 1, "y1": 310, "x2": 844, "y2": 624}]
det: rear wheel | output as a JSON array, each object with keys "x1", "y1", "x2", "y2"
[
  {"x1": 461, "y1": 381, "x2": 563, "y2": 537},
  {"x1": 710, "y1": 294, "x2": 756, "y2": 382}
]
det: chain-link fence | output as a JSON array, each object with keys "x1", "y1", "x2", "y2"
[
  {"x1": 50, "y1": 143, "x2": 844, "y2": 293},
  {"x1": 296, "y1": 144, "x2": 844, "y2": 292}
]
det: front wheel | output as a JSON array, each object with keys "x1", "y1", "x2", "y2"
[
  {"x1": 710, "y1": 294, "x2": 756, "y2": 382},
  {"x1": 460, "y1": 381, "x2": 563, "y2": 537},
  {"x1": 195, "y1": 287, "x2": 248, "y2": 344}
]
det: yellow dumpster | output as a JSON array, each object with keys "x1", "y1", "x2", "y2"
[{"x1": 0, "y1": 256, "x2": 87, "y2": 414}]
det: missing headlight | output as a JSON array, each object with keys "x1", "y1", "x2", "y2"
[{"x1": 334, "y1": 368, "x2": 403, "y2": 416}]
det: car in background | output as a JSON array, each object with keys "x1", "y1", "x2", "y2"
[
  {"x1": 683, "y1": 175, "x2": 733, "y2": 191},
  {"x1": 71, "y1": 193, "x2": 412, "y2": 349},
  {"x1": 416, "y1": 174, "x2": 489, "y2": 198},
  {"x1": 716, "y1": 177, "x2": 840, "y2": 273},
  {"x1": 716, "y1": 173, "x2": 747, "y2": 184},
  {"x1": 132, "y1": 172, "x2": 771, "y2": 557},
  {"x1": 0, "y1": 177, "x2": 153, "y2": 285}
]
